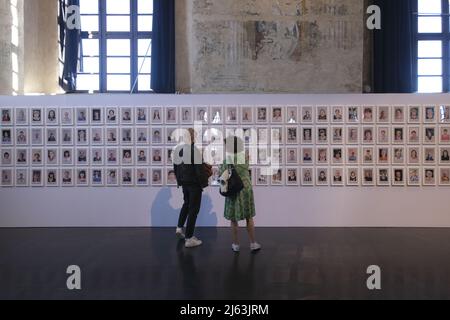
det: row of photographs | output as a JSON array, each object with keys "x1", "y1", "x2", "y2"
[
  {"x1": 2, "y1": 125, "x2": 450, "y2": 146},
  {"x1": 2, "y1": 146, "x2": 450, "y2": 167},
  {"x1": 1, "y1": 166, "x2": 449, "y2": 187},
  {"x1": 2, "y1": 104, "x2": 450, "y2": 126}
]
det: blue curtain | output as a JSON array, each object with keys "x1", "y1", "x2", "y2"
[
  {"x1": 151, "y1": 0, "x2": 176, "y2": 93},
  {"x1": 373, "y1": 0, "x2": 416, "y2": 93}
]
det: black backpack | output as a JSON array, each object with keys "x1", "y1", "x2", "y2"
[{"x1": 220, "y1": 165, "x2": 244, "y2": 198}]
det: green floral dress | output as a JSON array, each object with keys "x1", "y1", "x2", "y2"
[{"x1": 220, "y1": 154, "x2": 256, "y2": 222}]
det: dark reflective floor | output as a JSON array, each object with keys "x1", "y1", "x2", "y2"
[{"x1": 1, "y1": 228, "x2": 450, "y2": 300}]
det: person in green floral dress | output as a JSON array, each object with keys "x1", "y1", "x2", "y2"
[{"x1": 220, "y1": 136, "x2": 261, "y2": 253}]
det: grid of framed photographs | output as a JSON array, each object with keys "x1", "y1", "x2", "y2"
[{"x1": 1, "y1": 104, "x2": 450, "y2": 187}]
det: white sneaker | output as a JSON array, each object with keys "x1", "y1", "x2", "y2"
[
  {"x1": 176, "y1": 228, "x2": 185, "y2": 240},
  {"x1": 232, "y1": 244, "x2": 240, "y2": 253},
  {"x1": 185, "y1": 237, "x2": 203, "y2": 248},
  {"x1": 250, "y1": 242, "x2": 262, "y2": 252}
]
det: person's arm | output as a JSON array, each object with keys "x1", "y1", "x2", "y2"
[{"x1": 192, "y1": 145, "x2": 209, "y2": 189}]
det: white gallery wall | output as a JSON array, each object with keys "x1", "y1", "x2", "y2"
[{"x1": 1, "y1": 93, "x2": 450, "y2": 228}]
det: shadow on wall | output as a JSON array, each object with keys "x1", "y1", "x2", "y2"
[{"x1": 150, "y1": 188, "x2": 218, "y2": 227}]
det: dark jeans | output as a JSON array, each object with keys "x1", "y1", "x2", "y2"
[{"x1": 178, "y1": 185, "x2": 202, "y2": 239}]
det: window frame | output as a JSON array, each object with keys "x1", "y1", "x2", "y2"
[{"x1": 78, "y1": 0, "x2": 153, "y2": 93}]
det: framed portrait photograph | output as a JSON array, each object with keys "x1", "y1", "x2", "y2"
[
  {"x1": 271, "y1": 168, "x2": 284, "y2": 186},
  {"x1": 121, "y1": 168, "x2": 134, "y2": 186},
  {"x1": 301, "y1": 106, "x2": 314, "y2": 123},
  {"x1": 151, "y1": 128, "x2": 163, "y2": 145},
  {"x1": 46, "y1": 128, "x2": 59, "y2": 146},
  {"x1": 439, "y1": 126, "x2": 450, "y2": 144},
  {"x1": 362, "y1": 106, "x2": 375, "y2": 123},
  {"x1": 407, "y1": 167, "x2": 421, "y2": 186},
  {"x1": 166, "y1": 127, "x2": 180, "y2": 145},
  {"x1": 316, "y1": 127, "x2": 329, "y2": 144},
  {"x1": 1, "y1": 169, "x2": 13, "y2": 187},
  {"x1": 60, "y1": 108, "x2": 74, "y2": 126},
  {"x1": 439, "y1": 105, "x2": 450, "y2": 123},
  {"x1": 408, "y1": 147, "x2": 421, "y2": 165},
  {"x1": 256, "y1": 106, "x2": 269, "y2": 124},
  {"x1": 424, "y1": 105, "x2": 437, "y2": 123},
  {"x1": 408, "y1": 105, "x2": 421, "y2": 123},
  {"x1": 347, "y1": 168, "x2": 360, "y2": 186},
  {"x1": 316, "y1": 147, "x2": 329, "y2": 165},
  {"x1": 271, "y1": 147, "x2": 283, "y2": 166},
  {"x1": 76, "y1": 169, "x2": 89, "y2": 187},
  {"x1": 61, "y1": 148, "x2": 74, "y2": 166},
  {"x1": 133, "y1": 128, "x2": 147, "y2": 146},
  {"x1": 151, "y1": 147, "x2": 164, "y2": 165},
  {"x1": 76, "y1": 107, "x2": 89, "y2": 125},
  {"x1": 331, "y1": 168, "x2": 344, "y2": 186},
  {"x1": 285, "y1": 147, "x2": 299, "y2": 165},
  {"x1": 61, "y1": 168, "x2": 74, "y2": 187},
  {"x1": 165, "y1": 106, "x2": 178, "y2": 125},
  {"x1": 121, "y1": 148, "x2": 134, "y2": 166},
  {"x1": 46, "y1": 169, "x2": 59, "y2": 187},
  {"x1": 286, "y1": 106, "x2": 299, "y2": 124},
  {"x1": 362, "y1": 147, "x2": 375, "y2": 165},
  {"x1": 407, "y1": 126, "x2": 421, "y2": 144},
  {"x1": 257, "y1": 147, "x2": 269, "y2": 165},
  {"x1": 439, "y1": 168, "x2": 450, "y2": 186},
  {"x1": 91, "y1": 168, "x2": 104, "y2": 187},
  {"x1": 136, "y1": 107, "x2": 148, "y2": 125},
  {"x1": 316, "y1": 168, "x2": 329, "y2": 186},
  {"x1": 150, "y1": 106, "x2": 163, "y2": 124},
  {"x1": 31, "y1": 149, "x2": 43, "y2": 166},
  {"x1": 257, "y1": 127, "x2": 269, "y2": 144},
  {"x1": 424, "y1": 127, "x2": 437, "y2": 144},
  {"x1": 120, "y1": 107, "x2": 133, "y2": 125},
  {"x1": 179, "y1": 106, "x2": 193, "y2": 124},
  {"x1": 166, "y1": 147, "x2": 174, "y2": 166},
  {"x1": 331, "y1": 106, "x2": 344, "y2": 123},
  {"x1": 362, "y1": 127, "x2": 375, "y2": 144},
  {"x1": 286, "y1": 168, "x2": 299, "y2": 186},
  {"x1": 253, "y1": 168, "x2": 267, "y2": 186},
  {"x1": 209, "y1": 106, "x2": 223, "y2": 124},
  {"x1": 439, "y1": 147, "x2": 450, "y2": 164},
  {"x1": 30, "y1": 169, "x2": 44, "y2": 187},
  {"x1": 16, "y1": 128, "x2": 28, "y2": 146},
  {"x1": 151, "y1": 168, "x2": 163, "y2": 186},
  {"x1": 377, "y1": 127, "x2": 390, "y2": 145},
  {"x1": 31, "y1": 128, "x2": 43, "y2": 146},
  {"x1": 105, "y1": 127, "x2": 118, "y2": 145},
  {"x1": 424, "y1": 147, "x2": 437, "y2": 165},
  {"x1": 377, "y1": 147, "x2": 390, "y2": 165},
  {"x1": 346, "y1": 147, "x2": 359, "y2": 165},
  {"x1": 362, "y1": 168, "x2": 375, "y2": 186},
  {"x1": 106, "y1": 148, "x2": 119, "y2": 166},
  {"x1": 195, "y1": 106, "x2": 209, "y2": 124},
  {"x1": 1, "y1": 128, "x2": 13, "y2": 146},
  {"x1": 30, "y1": 108, "x2": 43, "y2": 126},
  {"x1": 301, "y1": 147, "x2": 314, "y2": 165},
  {"x1": 271, "y1": 127, "x2": 283, "y2": 145},
  {"x1": 61, "y1": 128, "x2": 74, "y2": 146},
  {"x1": 423, "y1": 168, "x2": 437, "y2": 186},
  {"x1": 331, "y1": 127, "x2": 344, "y2": 144},
  {"x1": 106, "y1": 168, "x2": 119, "y2": 186},
  {"x1": 271, "y1": 106, "x2": 284, "y2": 124},
  {"x1": 241, "y1": 106, "x2": 254, "y2": 124},
  {"x1": 316, "y1": 106, "x2": 329, "y2": 123},
  {"x1": 1, "y1": 149, "x2": 13, "y2": 166},
  {"x1": 76, "y1": 148, "x2": 88, "y2": 166},
  {"x1": 121, "y1": 127, "x2": 133, "y2": 145},
  {"x1": 377, "y1": 168, "x2": 390, "y2": 186},
  {"x1": 91, "y1": 148, "x2": 104, "y2": 166},
  {"x1": 45, "y1": 107, "x2": 59, "y2": 126},
  {"x1": 136, "y1": 168, "x2": 149, "y2": 186},
  {"x1": 105, "y1": 107, "x2": 119, "y2": 124},
  {"x1": 1, "y1": 108, "x2": 13, "y2": 126},
  {"x1": 76, "y1": 128, "x2": 89, "y2": 146},
  {"x1": 377, "y1": 106, "x2": 390, "y2": 123},
  {"x1": 302, "y1": 168, "x2": 314, "y2": 186},
  {"x1": 392, "y1": 106, "x2": 406, "y2": 124},
  {"x1": 15, "y1": 169, "x2": 28, "y2": 187},
  {"x1": 15, "y1": 107, "x2": 28, "y2": 125},
  {"x1": 332, "y1": 147, "x2": 344, "y2": 165},
  {"x1": 392, "y1": 147, "x2": 405, "y2": 165},
  {"x1": 286, "y1": 127, "x2": 299, "y2": 144},
  {"x1": 346, "y1": 106, "x2": 360, "y2": 123},
  {"x1": 91, "y1": 107, "x2": 104, "y2": 125},
  {"x1": 302, "y1": 127, "x2": 314, "y2": 144},
  {"x1": 392, "y1": 127, "x2": 405, "y2": 144},
  {"x1": 392, "y1": 168, "x2": 406, "y2": 186},
  {"x1": 136, "y1": 148, "x2": 148, "y2": 165},
  {"x1": 45, "y1": 148, "x2": 58, "y2": 166},
  {"x1": 16, "y1": 149, "x2": 28, "y2": 166},
  {"x1": 166, "y1": 168, "x2": 178, "y2": 186},
  {"x1": 346, "y1": 127, "x2": 359, "y2": 145}
]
